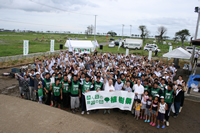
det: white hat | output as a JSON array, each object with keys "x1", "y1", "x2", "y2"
[
  {"x1": 160, "y1": 96, "x2": 164, "y2": 99},
  {"x1": 155, "y1": 94, "x2": 159, "y2": 98},
  {"x1": 36, "y1": 72, "x2": 40, "y2": 75}
]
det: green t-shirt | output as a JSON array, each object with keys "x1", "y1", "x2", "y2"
[
  {"x1": 62, "y1": 80, "x2": 69, "y2": 93},
  {"x1": 52, "y1": 83, "x2": 62, "y2": 96},
  {"x1": 43, "y1": 78, "x2": 51, "y2": 91},
  {"x1": 94, "y1": 81, "x2": 103, "y2": 91},
  {"x1": 164, "y1": 90, "x2": 174, "y2": 103},
  {"x1": 82, "y1": 81, "x2": 92, "y2": 93},
  {"x1": 70, "y1": 81, "x2": 80, "y2": 95},
  {"x1": 38, "y1": 88, "x2": 43, "y2": 97},
  {"x1": 151, "y1": 87, "x2": 160, "y2": 100},
  {"x1": 144, "y1": 85, "x2": 149, "y2": 91},
  {"x1": 122, "y1": 79, "x2": 126, "y2": 84}
]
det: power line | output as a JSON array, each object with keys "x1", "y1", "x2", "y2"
[
  {"x1": 0, "y1": 19, "x2": 68, "y2": 28},
  {"x1": 29, "y1": 0, "x2": 94, "y2": 16}
]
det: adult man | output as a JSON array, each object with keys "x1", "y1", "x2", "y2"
[
  {"x1": 194, "y1": 52, "x2": 199, "y2": 64},
  {"x1": 43, "y1": 72, "x2": 51, "y2": 105},
  {"x1": 104, "y1": 79, "x2": 115, "y2": 114},
  {"x1": 132, "y1": 79, "x2": 144, "y2": 115},
  {"x1": 29, "y1": 69, "x2": 35, "y2": 100},
  {"x1": 80, "y1": 75, "x2": 93, "y2": 115},
  {"x1": 69, "y1": 75, "x2": 81, "y2": 113},
  {"x1": 114, "y1": 76, "x2": 124, "y2": 90},
  {"x1": 30, "y1": 72, "x2": 42, "y2": 101},
  {"x1": 164, "y1": 83, "x2": 175, "y2": 127}
]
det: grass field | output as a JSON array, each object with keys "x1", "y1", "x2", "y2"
[{"x1": 0, "y1": 32, "x2": 195, "y2": 57}]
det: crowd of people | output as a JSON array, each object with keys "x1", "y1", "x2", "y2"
[{"x1": 15, "y1": 49, "x2": 187, "y2": 129}]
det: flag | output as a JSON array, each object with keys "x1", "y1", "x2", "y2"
[
  {"x1": 95, "y1": 40, "x2": 99, "y2": 47},
  {"x1": 68, "y1": 39, "x2": 73, "y2": 52},
  {"x1": 118, "y1": 41, "x2": 122, "y2": 51}
]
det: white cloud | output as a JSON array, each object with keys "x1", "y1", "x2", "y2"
[{"x1": 0, "y1": 0, "x2": 200, "y2": 38}]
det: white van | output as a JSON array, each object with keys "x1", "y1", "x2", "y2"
[{"x1": 123, "y1": 39, "x2": 143, "y2": 49}]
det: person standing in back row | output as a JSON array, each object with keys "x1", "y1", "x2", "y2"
[{"x1": 194, "y1": 52, "x2": 199, "y2": 64}]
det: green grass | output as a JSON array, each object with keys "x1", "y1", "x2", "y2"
[{"x1": 0, "y1": 32, "x2": 197, "y2": 57}]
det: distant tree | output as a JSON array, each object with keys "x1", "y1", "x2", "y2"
[
  {"x1": 46, "y1": 31, "x2": 50, "y2": 33},
  {"x1": 85, "y1": 25, "x2": 94, "y2": 35},
  {"x1": 175, "y1": 29, "x2": 190, "y2": 47},
  {"x1": 157, "y1": 26, "x2": 167, "y2": 44},
  {"x1": 107, "y1": 31, "x2": 117, "y2": 37},
  {"x1": 138, "y1": 25, "x2": 149, "y2": 41},
  {"x1": 173, "y1": 36, "x2": 179, "y2": 42}
]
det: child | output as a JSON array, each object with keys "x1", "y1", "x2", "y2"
[
  {"x1": 145, "y1": 95, "x2": 153, "y2": 123},
  {"x1": 141, "y1": 90, "x2": 149, "y2": 120},
  {"x1": 37, "y1": 83, "x2": 43, "y2": 104},
  {"x1": 133, "y1": 99, "x2": 142, "y2": 120},
  {"x1": 150, "y1": 94, "x2": 159, "y2": 126},
  {"x1": 156, "y1": 96, "x2": 168, "y2": 129}
]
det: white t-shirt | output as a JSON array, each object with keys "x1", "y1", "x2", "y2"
[
  {"x1": 133, "y1": 84, "x2": 144, "y2": 99},
  {"x1": 104, "y1": 84, "x2": 115, "y2": 92},
  {"x1": 141, "y1": 95, "x2": 149, "y2": 105}
]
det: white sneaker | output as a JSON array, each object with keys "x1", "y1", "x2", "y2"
[
  {"x1": 81, "y1": 111, "x2": 85, "y2": 115},
  {"x1": 87, "y1": 111, "x2": 90, "y2": 115},
  {"x1": 166, "y1": 121, "x2": 169, "y2": 127},
  {"x1": 179, "y1": 107, "x2": 182, "y2": 113}
]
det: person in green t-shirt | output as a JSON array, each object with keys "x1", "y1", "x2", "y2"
[
  {"x1": 164, "y1": 83, "x2": 175, "y2": 127},
  {"x1": 92, "y1": 76, "x2": 103, "y2": 92},
  {"x1": 43, "y1": 72, "x2": 51, "y2": 105},
  {"x1": 37, "y1": 83, "x2": 43, "y2": 104},
  {"x1": 62, "y1": 75, "x2": 70, "y2": 110},
  {"x1": 80, "y1": 75, "x2": 93, "y2": 115},
  {"x1": 50, "y1": 79, "x2": 63, "y2": 109}
]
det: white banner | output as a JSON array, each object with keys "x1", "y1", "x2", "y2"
[
  {"x1": 126, "y1": 49, "x2": 129, "y2": 56},
  {"x1": 148, "y1": 50, "x2": 152, "y2": 61},
  {"x1": 85, "y1": 91, "x2": 135, "y2": 111},
  {"x1": 50, "y1": 40, "x2": 55, "y2": 52},
  {"x1": 23, "y1": 40, "x2": 29, "y2": 55},
  {"x1": 168, "y1": 46, "x2": 172, "y2": 60},
  {"x1": 118, "y1": 41, "x2": 122, "y2": 51}
]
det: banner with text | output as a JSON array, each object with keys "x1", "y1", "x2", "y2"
[
  {"x1": 50, "y1": 40, "x2": 55, "y2": 52},
  {"x1": 85, "y1": 91, "x2": 135, "y2": 111},
  {"x1": 23, "y1": 40, "x2": 29, "y2": 55}
]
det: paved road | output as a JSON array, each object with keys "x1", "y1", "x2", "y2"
[{"x1": 0, "y1": 94, "x2": 116, "y2": 133}]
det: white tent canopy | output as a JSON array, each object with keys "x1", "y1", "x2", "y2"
[
  {"x1": 65, "y1": 40, "x2": 94, "y2": 49},
  {"x1": 163, "y1": 47, "x2": 191, "y2": 59}
]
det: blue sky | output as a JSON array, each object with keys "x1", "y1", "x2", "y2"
[{"x1": 0, "y1": 0, "x2": 200, "y2": 39}]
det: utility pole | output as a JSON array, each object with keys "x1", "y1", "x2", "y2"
[
  {"x1": 94, "y1": 15, "x2": 97, "y2": 40},
  {"x1": 130, "y1": 25, "x2": 132, "y2": 38},
  {"x1": 122, "y1": 24, "x2": 124, "y2": 39},
  {"x1": 191, "y1": 7, "x2": 200, "y2": 65}
]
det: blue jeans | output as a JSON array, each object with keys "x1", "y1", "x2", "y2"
[
  {"x1": 174, "y1": 102, "x2": 181, "y2": 115},
  {"x1": 39, "y1": 96, "x2": 43, "y2": 102}
]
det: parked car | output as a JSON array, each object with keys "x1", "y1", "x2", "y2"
[
  {"x1": 185, "y1": 46, "x2": 200, "y2": 54},
  {"x1": 143, "y1": 45, "x2": 161, "y2": 52},
  {"x1": 109, "y1": 41, "x2": 115, "y2": 47},
  {"x1": 123, "y1": 39, "x2": 143, "y2": 49}
]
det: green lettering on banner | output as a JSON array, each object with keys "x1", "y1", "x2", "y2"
[
  {"x1": 104, "y1": 97, "x2": 110, "y2": 103},
  {"x1": 111, "y1": 96, "x2": 117, "y2": 103},
  {"x1": 96, "y1": 100, "x2": 98, "y2": 103},
  {"x1": 87, "y1": 95, "x2": 91, "y2": 100},
  {"x1": 87, "y1": 101, "x2": 90, "y2": 104},
  {"x1": 119, "y1": 96, "x2": 125, "y2": 104},
  {"x1": 91, "y1": 100, "x2": 95, "y2": 105},
  {"x1": 95, "y1": 94, "x2": 99, "y2": 99},
  {"x1": 100, "y1": 95, "x2": 103, "y2": 99},
  {"x1": 99, "y1": 100, "x2": 104, "y2": 104},
  {"x1": 125, "y1": 98, "x2": 132, "y2": 104}
]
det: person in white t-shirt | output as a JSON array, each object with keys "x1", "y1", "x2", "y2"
[
  {"x1": 133, "y1": 79, "x2": 144, "y2": 100},
  {"x1": 104, "y1": 79, "x2": 115, "y2": 114},
  {"x1": 176, "y1": 75, "x2": 183, "y2": 85}
]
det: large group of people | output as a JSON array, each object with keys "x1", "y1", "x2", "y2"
[{"x1": 15, "y1": 49, "x2": 186, "y2": 129}]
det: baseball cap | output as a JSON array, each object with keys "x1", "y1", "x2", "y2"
[
  {"x1": 155, "y1": 94, "x2": 159, "y2": 98},
  {"x1": 160, "y1": 96, "x2": 164, "y2": 99},
  {"x1": 36, "y1": 72, "x2": 40, "y2": 75}
]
